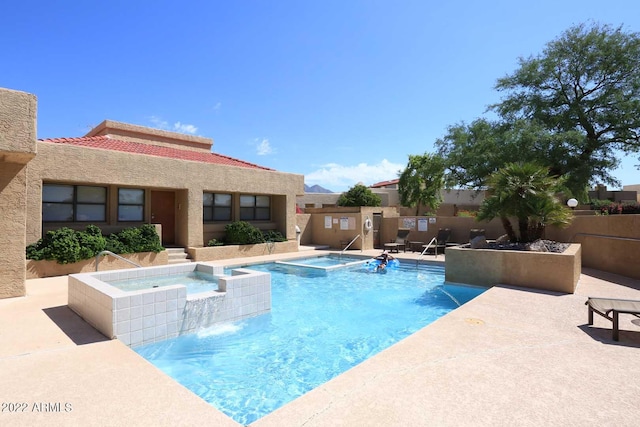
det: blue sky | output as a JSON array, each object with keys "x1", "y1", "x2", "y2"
[{"x1": 3, "y1": 0, "x2": 640, "y2": 192}]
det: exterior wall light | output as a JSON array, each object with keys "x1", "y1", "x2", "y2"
[{"x1": 567, "y1": 198, "x2": 578, "y2": 209}]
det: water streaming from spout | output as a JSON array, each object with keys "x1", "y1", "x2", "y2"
[
  {"x1": 436, "y1": 285, "x2": 461, "y2": 306},
  {"x1": 181, "y1": 294, "x2": 225, "y2": 334}
]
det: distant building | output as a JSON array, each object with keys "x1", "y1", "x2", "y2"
[
  {"x1": 370, "y1": 179, "x2": 399, "y2": 189},
  {"x1": 590, "y1": 185, "x2": 638, "y2": 203},
  {"x1": 622, "y1": 184, "x2": 640, "y2": 202},
  {"x1": 296, "y1": 178, "x2": 484, "y2": 212}
]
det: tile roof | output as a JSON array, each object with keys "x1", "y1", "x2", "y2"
[
  {"x1": 370, "y1": 178, "x2": 399, "y2": 188},
  {"x1": 39, "y1": 136, "x2": 274, "y2": 171}
]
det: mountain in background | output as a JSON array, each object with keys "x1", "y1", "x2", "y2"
[{"x1": 304, "y1": 184, "x2": 334, "y2": 193}]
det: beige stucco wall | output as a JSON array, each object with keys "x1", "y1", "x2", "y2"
[
  {"x1": 546, "y1": 215, "x2": 640, "y2": 280},
  {"x1": 188, "y1": 241, "x2": 298, "y2": 262},
  {"x1": 0, "y1": 163, "x2": 29, "y2": 297},
  {"x1": 296, "y1": 214, "x2": 312, "y2": 245},
  {"x1": 0, "y1": 88, "x2": 37, "y2": 160},
  {"x1": 25, "y1": 142, "x2": 304, "y2": 247},
  {"x1": 300, "y1": 207, "x2": 397, "y2": 250},
  {"x1": 445, "y1": 244, "x2": 582, "y2": 294},
  {"x1": 0, "y1": 88, "x2": 37, "y2": 298},
  {"x1": 306, "y1": 207, "x2": 366, "y2": 250},
  {"x1": 379, "y1": 216, "x2": 505, "y2": 248},
  {"x1": 299, "y1": 209, "x2": 504, "y2": 251},
  {"x1": 26, "y1": 251, "x2": 169, "y2": 279}
]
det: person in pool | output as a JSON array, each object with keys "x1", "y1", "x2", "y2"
[{"x1": 373, "y1": 251, "x2": 394, "y2": 272}]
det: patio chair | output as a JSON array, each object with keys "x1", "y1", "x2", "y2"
[
  {"x1": 384, "y1": 228, "x2": 410, "y2": 253},
  {"x1": 424, "y1": 228, "x2": 452, "y2": 255},
  {"x1": 586, "y1": 297, "x2": 640, "y2": 341}
]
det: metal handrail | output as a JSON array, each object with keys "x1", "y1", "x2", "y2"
[
  {"x1": 340, "y1": 234, "x2": 361, "y2": 258},
  {"x1": 417, "y1": 237, "x2": 439, "y2": 265},
  {"x1": 95, "y1": 250, "x2": 142, "y2": 271}
]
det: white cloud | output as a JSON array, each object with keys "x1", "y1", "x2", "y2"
[
  {"x1": 148, "y1": 116, "x2": 198, "y2": 135},
  {"x1": 149, "y1": 116, "x2": 169, "y2": 129},
  {"x1": 305, "y1": 159, "x2": 404, "y2": 192},
  {"x1": 255, "y1": 138, "x2": 274, "y2": 156},
  {"x1": 213, "y1": 102, "x2": 222, "y2": 111},
  {"x1": 173, "y1": 122, "x2": 198, "y2": 134}
]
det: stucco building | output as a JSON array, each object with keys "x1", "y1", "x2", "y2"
[{"x1": 0, "y1": 87, "x2": 304, "y2": 298}]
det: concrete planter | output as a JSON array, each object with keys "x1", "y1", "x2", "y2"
[
  {"x1": 26, "y1": 251, "x2": 168, "y2": 279},
  {"x1": 445, "y1": 243, "x2": 581, "y2": 294},
  {"x1": 188, "y1": 240, "x2": 298, "y2": 262}
]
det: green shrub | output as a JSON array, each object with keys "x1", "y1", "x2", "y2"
[
  {"x1": 262, "y1": 230, "x2": 286, "y2": 242},
  {"x1": 77, "y1": 224, "x2": 107, "y2": 259},
  {"x1": 26, "y1": 224, "x2": 163, "y2": 264},
  {"x1": 106, "y1": 224, "x2": 163, "y2": 253},
  {"x1": 105, "y1": 234, "x2": 128, "y2": 253},
  {"x1": 26, "y1": 227, "x2": 82, "y2": 264},
  {"x1": 207, "y1": 238, "x2": 225, "y2": 246},
  {"x1": 26, "y1": 235, "x2": 47, "y2": 261},
  {"x1": 224, "y1": 221, "x2": 265, "y2": 245},
  {"x1": 108, "y1": 227, "x2": 140, "y2": 254}
]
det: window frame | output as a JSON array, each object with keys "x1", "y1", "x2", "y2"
[
  {"x1": 239, "y1": 194, "x2": 271, "y2": 221},
  {"x1": 117, "y1": 188, "x2": 145, "y2": 222},
  {"x1": 42, "y1": 184, "x2": 107, "y2": 223},
  {"x1": 203, "y1": 192, "x2": 233, "y2": 222}
]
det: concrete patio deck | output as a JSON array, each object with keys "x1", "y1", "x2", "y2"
[{"x1": 1, "y1": 249, "x2": 639, "y2": 426}]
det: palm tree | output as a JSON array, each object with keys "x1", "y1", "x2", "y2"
[{"x1": 476, "y1": 162, "x2": 573, "y2": 242}]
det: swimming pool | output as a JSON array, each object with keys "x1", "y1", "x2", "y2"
[
  {"x1": 275, "y1": 254, "x2": 367, "y2": 269},
  {"x1": 135, "y1": 262, "x2": 485, "y2": 424},
  {"x1": 107, "y1": 271, "x2": 220, "y2": 294}
]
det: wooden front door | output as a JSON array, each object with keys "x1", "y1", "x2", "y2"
[{"x1": 151, "y1": 191, "x2": 175, "y2": 245}]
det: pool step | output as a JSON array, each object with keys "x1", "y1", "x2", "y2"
[{"x1": 166, "y1": 247, "x2": 192, "y2": 264}]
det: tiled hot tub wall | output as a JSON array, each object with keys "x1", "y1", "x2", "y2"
[{"x1": 68, "y1": 263, "x2": 271, "y2": 347}]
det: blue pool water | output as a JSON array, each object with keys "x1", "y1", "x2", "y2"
[
  {"x1": 279, "y1": 254, "x2": 365, "y2": 267},
  {"x1": 135, "y1": 262, "x2": 485, "y2": 424},
  {"x1": 108, "y1": 271, "x2": 218, "y2": 294}
]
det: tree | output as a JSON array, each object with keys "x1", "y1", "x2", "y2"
[
  {"x1": 398, "y1": 153, "x2": 445, "y2": 215},
  {"x1": 491, "y1": 23, "x2": 640, "y2": 193},
  {"x1": 476, "y1": 162, "x2": 573, "y2": 243},
  {"x1": 436, "y1": 118, "x2": 586, "y2": 197},
  {"x1": 337, "y1": 184, "x2": 381, "y2": 207}
]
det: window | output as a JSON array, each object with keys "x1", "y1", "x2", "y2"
[
  {"x1": 42, "y1": 184, "x2": 107, "y2": 222},
  {"x1": 118, "y1": 188, "x2": 144, "y2": 221},
  {"x1": 203, "y1": 193, "x2": 232, "y2": 221},
  {"x1": 239, "y1": 195, "x2": 270, "y2": 221}
]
